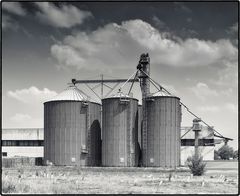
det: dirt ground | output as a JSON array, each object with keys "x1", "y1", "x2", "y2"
[{"x1": 2, "y1": 166, "x2": 238, "y2": 194}]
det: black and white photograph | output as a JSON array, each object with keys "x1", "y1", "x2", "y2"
[{"x1": 1, "y1": 1, "x2": 239, "y2": 194}]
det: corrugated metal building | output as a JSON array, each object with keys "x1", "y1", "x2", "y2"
[
  {"x1": 142, "y1": 91, "x2": 182, "y2": 167},
  {"x1": 44, "y1": 85, "x2": 101, "y2": 166},
  {"x1": 102, "y1": 92, "x2": 139, "y2": 167}
]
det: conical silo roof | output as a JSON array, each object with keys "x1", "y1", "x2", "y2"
[
  {"x1": 44, "y1": 85, "x2": 89, "y2": 103},
  {"x1": 111, "y1": 91, "x2": 130, "y2": 98},
  {"x1": 152, "y1": 90, "x2": 171, "y2": 97},
  {"x1": 149, "y1": 89, "x2": 180, "y2": 99}
]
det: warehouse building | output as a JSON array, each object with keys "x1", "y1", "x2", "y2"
[
  {"x1": 2, "y1": 128, "x2": 43, "y2": 158},
  {"x1": 2, "y1": 125, "x2": 218, "y2": 166}
]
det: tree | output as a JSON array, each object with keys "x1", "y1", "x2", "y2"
[
  {"x1": 217, "y1": 145, "x2": 234, "y2": 160},
  {"x1": 233, "y1": 150, "x2": 238, "y2": 160},
  {"x1": 214, "y1": 150, "x2": 220, "y2": 160},
  {"x1": 186, "y1": 155, "x2": 207, "y2": 176}
]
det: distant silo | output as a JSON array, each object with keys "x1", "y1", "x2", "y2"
[
  {"x1": 102, "y1": 92, "x2": 139, "y2": 167},
  {"x1": 143, "y1": 91, "x2": 181, "y2": 167},
  {"x1": 44, "y1": 85, "x2": 101, "y2": 166}
]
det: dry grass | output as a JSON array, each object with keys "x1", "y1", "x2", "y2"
[{"x1": 2, "y1": 166, "x2": 238, "y2": 194}]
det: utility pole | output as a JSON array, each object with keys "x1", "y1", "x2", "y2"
[{"x1": 192, "y1": 118, "x2": 201, "y2": 158}]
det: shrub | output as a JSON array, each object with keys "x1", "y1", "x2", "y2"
[
  {"x1": 214, "y1": 150, "x2": 220, "y2": 160},
  {"x1": 2, "y1": 180, "x2": 16, "y2": 193},
  {"x1": 233, "y1": 150, "x2": 238, "y2": 160},
  {"x1": 186, "y1": 154, "x2": 206, "y2": 176}
]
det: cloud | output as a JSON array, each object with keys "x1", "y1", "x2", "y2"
[
  {"x1": 9, "y1": 113, "x2": 43, "y2": 128},
  {"x1": 214, "y1": 60, "x2": 238, "y2": 87},
  {"x1": 2, "y1": 2, "x2": 26, "y2": 16},
  {"x1": 10, "y1": 113, "x2": 32, "y2": 123},
  {"x1": 227, "y1": 23, "x2": 238, "y2": 34},
  {"x1": 197, "y1": 106, "x2": 220, "y2": 112},
  {"x1": 174, "y1": 2, "x2": 192, "y2": 13},
  {"x1": 152, "y1": 16, "x2": 166, "y2": 29},
  {"x1": 35, "y1": 2, "x2": 92, "y2": 28},
  {"x1": 2, "y1": 14, "x2": 19, "y2": 31},
  {"x1": 197, "y1": 103, "x2": 237, "y2": 113},
  {"x1": 50, "y1": 19, "x2": 237, "y2": 71},
  {"x1": 190, "y1": 82, "x2": 218, "y2": 101},
  {"x1": 7, "y1": 86, "x2": 57, "y2": 104},
  {"x1": 224, "y1": 103, "x2": 237, "y2": 113}
]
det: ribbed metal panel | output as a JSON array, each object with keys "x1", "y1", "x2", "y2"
[
  {"x1": 44, "y1": 101, "x2": 101, "y2": 166},
  {"x1": 138, "y1": 105, "x2": 142, "y2": 149},
  {"x1": 102, "y1": 97, "x2": 139, "y2": 167},
  {"x1": 143, "y1": 96, "x2": 181, "y2": 167}
]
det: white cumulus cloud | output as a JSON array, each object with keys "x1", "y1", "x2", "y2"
[
  {"x1": 2, "y1": 2, "x2": 26, "y2": 16},
  {"x1": 7, "y1": 86, "x2": 57, "y2": 104},
  {"x1": 190, "y1": 82, "x2": 218, "y2": 101},
  {"x1": 50, "y1": 19, "x2": 237, "y2": 71},
  {"x1": 35, "y1": 2, "x2": 92, "y2": 28}
]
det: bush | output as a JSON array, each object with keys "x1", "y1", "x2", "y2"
[
  {"x1": 186, "y1": 154, "x2": 206, "y2": 176},
  {"x1": 233, "y1": 150, "x2": 238, "y2": 160},
  {"x1": 217, "y1": 145, "x2": 234, "y2": 160},
  {"x1": 214, "y1": 150, "x2": 220, "y2": 160},
  {"x1": 2, "y1": 180, "x2": 16, "y2": 193}
]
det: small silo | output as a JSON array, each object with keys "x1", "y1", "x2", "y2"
[
  {"x1": 44, "y1": 85, "x2": 101, "y2": 166},
  {"x1": 102, "y1": 91, "x2": 139, "y2": 167},
  {"x1": 143, "y1": 91, "x2": 181, "y2": 167}
]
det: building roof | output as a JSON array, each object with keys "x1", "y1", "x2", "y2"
[
  {"x1": 45, "y1": 85, "x2": 89, "y2": 103},
  {"x1": 181, "y1": 126, "x2": 214, "y2": 139}
]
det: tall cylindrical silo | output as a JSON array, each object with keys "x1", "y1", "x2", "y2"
[
  {"x1": 138, "y1": 104, "x2": 142, "y2": 149},
  {"x1": 44, "y1": 85, "x2": 101, "y2": 166},
  {"x1": 143, "y1": 91, "x2": 181, "y2": 167},
  {"x1": 102, "y1": 92, "x2": 139, "y2": 167}
]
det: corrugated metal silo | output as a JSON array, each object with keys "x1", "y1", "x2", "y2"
[
  {"x1": 44, "y1": 85, "x2": 101, "y2": 166},
  {"x1": 138, "y1": 104, "x2": 142, "y2": 149},
  {"x1": 102, "y1": 92, "x2": 139, "y2": 167},
  {"x1": 143, "y1": 91, "x2": 181, "y2": 167}
]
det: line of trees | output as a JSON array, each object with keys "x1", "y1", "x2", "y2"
[{"x1": 214, "y1": 145, "x2": 238, "y2": 160}]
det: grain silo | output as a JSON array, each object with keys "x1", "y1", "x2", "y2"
[
  {"x1": 143, "y1": 90, "x2": 181, "y2": 167},
  {"x1": 102, "y1": 91, "x2": 139, "y2": 167},
  {"x1": 138, "y1": 104, "x2": 143, "y2": 149},
  {"x1": 44, "y1": 85, "x2": 101, "y2": 166}
]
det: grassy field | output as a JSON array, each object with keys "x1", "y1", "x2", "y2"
[{"x1": 2, "y1": 165, "x2": 238, "y2": 194}]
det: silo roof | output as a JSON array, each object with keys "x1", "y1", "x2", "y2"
[
  {"x1": 103, "y1": 91, "x2": 138, "y2": 101},
  {"x1": 150, "y1": 90, "x2": 179, "y2": 99},
  {"x1": 44, "y1": 85, "x2": 89, "y2": 103},
  {"x1": 111, "y1": 91, "x2": 130, "y2": 98}
]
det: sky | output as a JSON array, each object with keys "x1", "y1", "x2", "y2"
[{"x1": 2, "y1": 2, "x2": 238, "y2": 149}]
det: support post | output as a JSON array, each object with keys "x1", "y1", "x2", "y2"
[{"x1": 192, "y1": 118, "x2": 201, "y2": 158}]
